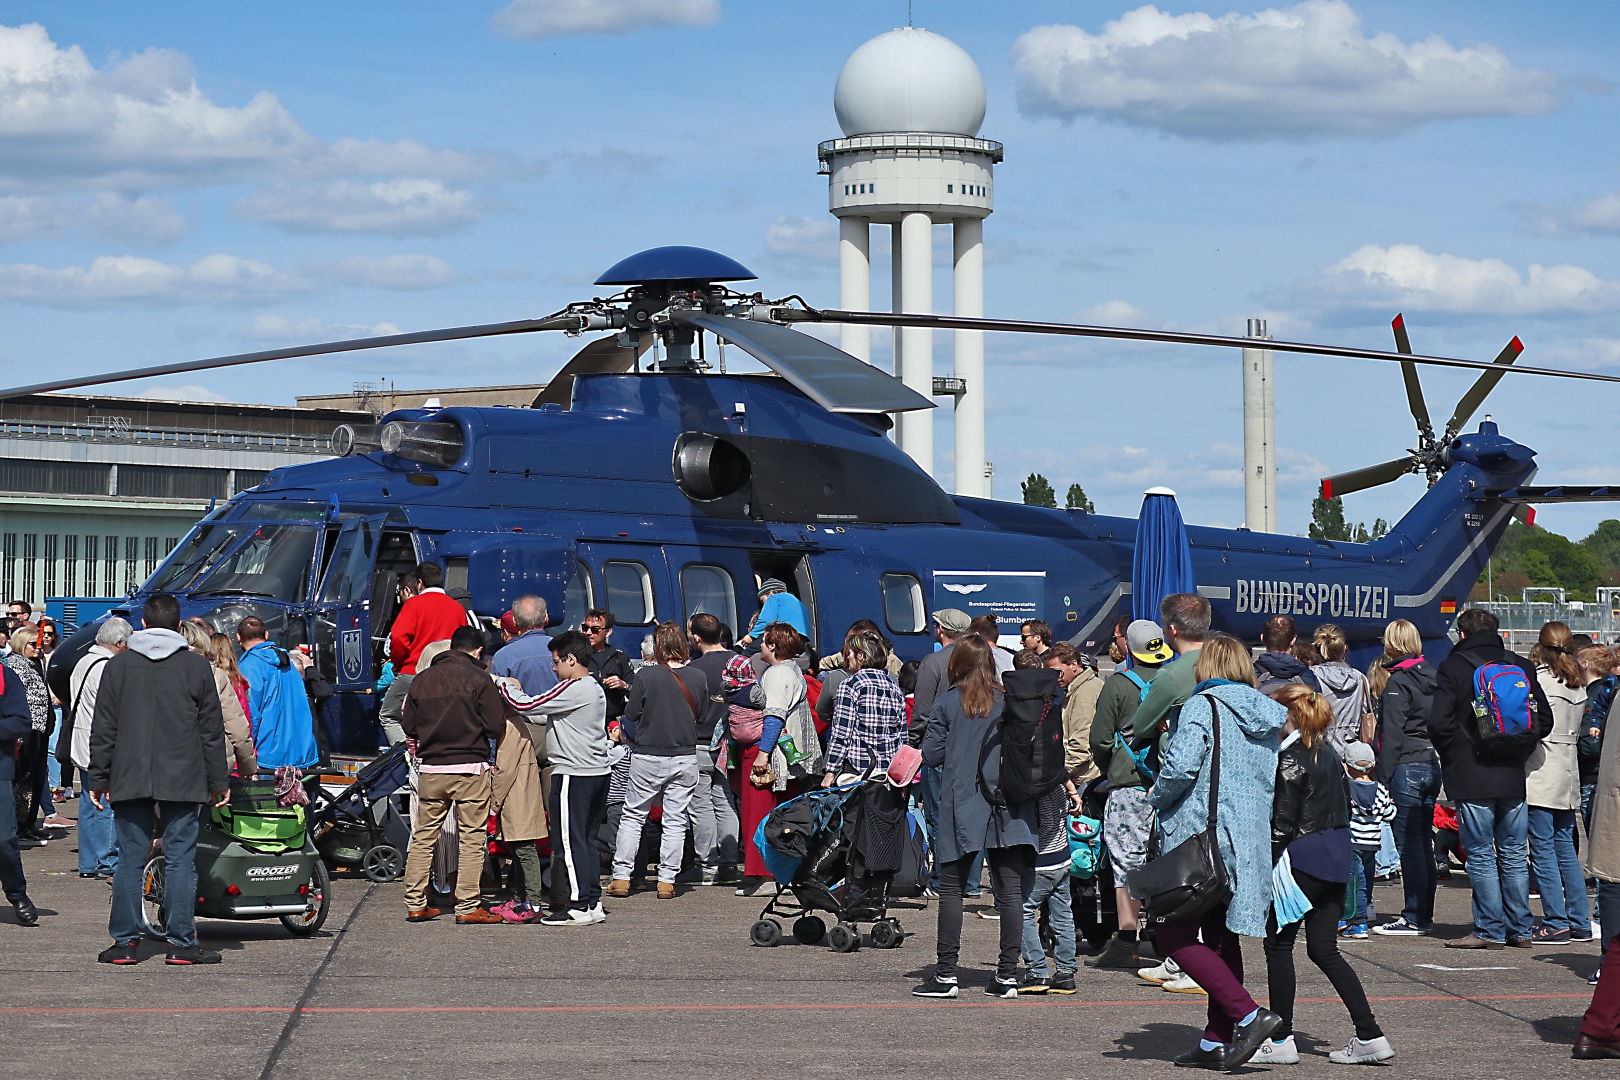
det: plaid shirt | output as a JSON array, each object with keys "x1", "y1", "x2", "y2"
[{"x1": 827, "y1": 668, "x2": 908, "y2": 775}]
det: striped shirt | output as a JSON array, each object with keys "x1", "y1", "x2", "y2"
[
  {"x1": 826, "y1": 668, "x2": 907, "y2": 775},
  {"x1": 1348, "y1": 778, "x2": 1395, "y2": 850}
]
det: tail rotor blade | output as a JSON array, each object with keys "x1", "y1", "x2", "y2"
[
  {"x1": 1391, "y1": 313, "x2": 1432, "y2": 433},
  {"x1": 1444, "y1": 336, "x2": 1525, "y2": 440},
  {"x1": 1320, "y1": 457, "x2": 1418, "y2": 500}
]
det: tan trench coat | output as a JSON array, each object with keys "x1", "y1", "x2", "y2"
[
  {"x1": 1062, "y1": 666, "x2": 1103, "y2": 785},
  {"x1": 1526, "y1": 666, "x2": 1582, "y2": 811},
  {"x1": 491, "y1": 717, "x2": 548, "y2": 842},
  {"x1": 213, "y1": 667, "x2": 257, "y2": 776}
]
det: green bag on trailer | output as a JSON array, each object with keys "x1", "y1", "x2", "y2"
[{"x1": 211, "y1": 778, "x2": 307, "y2": 854}]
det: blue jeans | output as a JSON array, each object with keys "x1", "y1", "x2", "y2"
[
  {"x1": 1375, "y1": 822, "x2": 1399, "y2": 876},
  {"x1": 1349, "y1": 848, "x2": 1377, "y2": 925},
  {"x1": 77, "y1": 791, "x2": 118, "y2": 876},
  {"x1": 1455, "y1": 798, "x2": 1532, "y2": 943},
  {"x1": 1390, "y1": 761, "x2": 1441, "y2": 927},
  {"x1": 1020, "y1": 863, "x2": 1076, "y2": 977},
  {"x1": 1527, "y1": 806, "x2": 1591, "y2": 934},
  {"x1": 0, "y1": 779, "x2": 27, "y2": 902},
  {"x1": 109, "y1": 801, "x2": 202, "y2": 948}
]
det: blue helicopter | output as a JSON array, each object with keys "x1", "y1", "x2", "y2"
[{"x1": 15, "y1": 245, "x2": 1620, "y2": 754}]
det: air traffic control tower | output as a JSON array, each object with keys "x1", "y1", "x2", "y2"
[{"x1": 820, "y1": 27, "x2": 1001, "y2": 496}]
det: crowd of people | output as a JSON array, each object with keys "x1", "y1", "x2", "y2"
[{"x1": 9, "y1": 576, "x2": 1620, "y2": 1066}]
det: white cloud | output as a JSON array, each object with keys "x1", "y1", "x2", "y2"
[
  {"x1": 247, "y1": 314, "x2": 402, "y2": 341},
  {"x1": 492, "y1": 0, "x2": 719, "y2": 41},
  {"x1": 0, "y1": 253, "x2": 310, "y2": 307},
  {"x1": 763, "y1": 215, "x2": 836, "y2": 262},
  {"x1": 0, "y1": 192, "x2": 186, "y2": 245},
  {"x1": 304, "y1": 253, "x2": 463, "y2": 291},
  {"x1": 233, "y1": 179, "x2": 483, "y2": 237},
  {"x1": 1312, "y1": 243, "x2": 1620, "y2": 314},
  {"x1": 1078, "y1": 299, "x2": 1154, "y2": 326},
  {"x1": 1514, "y1": 189, "x2": 1620, "y2": 237},
  {"x1": 0, "y1": 23, "x2": 314, "y2": 190},
  {"x1": 136, "y1": 383, "x2": 228, "y2": 402},
  {"x1": 0, "y1": 23, "x2": 530, "y2": 237},
  {"x1": 1011, "y1": 0, "x2": 1560, "y2": 140}
]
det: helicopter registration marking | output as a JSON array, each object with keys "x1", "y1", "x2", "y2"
[{"x1": 1234, "y1": 580, "x2": 1391, "y2": 620}]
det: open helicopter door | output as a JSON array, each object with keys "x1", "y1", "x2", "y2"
[{"x1": 311, "y1": 515, "x2": 388, "y2": 691}]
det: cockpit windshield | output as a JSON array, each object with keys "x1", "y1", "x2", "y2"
[
  {"x1": 145, "y1": 521, "x2": 251, "y2": 594},
  {"x1": 189, "y1": 524, "x2": 319, "y2": 603}
]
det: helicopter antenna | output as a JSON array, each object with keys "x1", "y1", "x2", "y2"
[{"x1": 908, "y1": 1, "x2": 913, "y2": 27}]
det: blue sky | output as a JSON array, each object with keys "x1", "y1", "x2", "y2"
[{"x1": 0, "y1": 1, "x2": 1617, "y2": 539}]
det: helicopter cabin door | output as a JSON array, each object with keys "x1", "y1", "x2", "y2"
[{"x1": 311, "y1": 515, "x2": 388, "y2": 691}]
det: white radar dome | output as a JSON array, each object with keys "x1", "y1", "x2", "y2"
[{"x1": 833, "y1": 27, "x2": 986, "y2": 137}]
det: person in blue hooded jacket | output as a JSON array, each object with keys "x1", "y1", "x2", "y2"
[
  {"x1": 1147, "y1": 633, "x2": 1287, "y2": 1071},
  {"x1": 738, "y1": 579, "x2": 809, "y2": 645},
  {"x1": 236, "y1": 616, "x2": 319, "y2": 773}
]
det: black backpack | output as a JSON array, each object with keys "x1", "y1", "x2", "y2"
[{"x1": 980, "y1": 668, "x2": 1068, "y2": 806}]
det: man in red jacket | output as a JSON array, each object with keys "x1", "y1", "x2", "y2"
[{"x1": 380, "y1": 562, "x2": 470, "y2": 746}]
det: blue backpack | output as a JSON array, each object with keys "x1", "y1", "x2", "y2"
[
  {"x1": 1068, "y1": 815, "x2": 1106, "y2": 879},
  {"x1": 1113, "y1": 669, "x2": 1157, "y2": 783},
  {"x1": 1470, "y1": 659, "x2": 1541, "y2": 758}
]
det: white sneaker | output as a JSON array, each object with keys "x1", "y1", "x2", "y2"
[
  {"x1": 1328, "y1": 1036, "x2": 1395, "y2": 1064},
  {"x1": 587, "y1": 903, "x2": 607, "y2": 923},
  {"x1": 1595, "y1": 921, "x2": 1605, "y2": 940},
  {"x1": 540, "y1": 908, "x2": 595, "y2": 926},
  {"x1": 1252, "y1": 1035, "x2": 1300, "y2": 1064},
  {"x1": 1137, "y1": 961, "x2": 1175, "y2": 984},
  {"x1": 1162, "y1": 972, "x2": 1206, "y2": 995}
]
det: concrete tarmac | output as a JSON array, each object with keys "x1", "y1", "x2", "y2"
[{"x1": 0, "y1": 824, "x2": 1606, "y2": 1080}]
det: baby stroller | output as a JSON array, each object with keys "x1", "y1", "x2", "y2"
[
  {"x1": 748, "y1": 773, "x2": 914, "y2": 953},
  {"x1": 1066, "y1": 776, "x2": 1120, "y2": 951},
  {"x1": 312, "y1": 743, "x2": 413, "y2": 882}
]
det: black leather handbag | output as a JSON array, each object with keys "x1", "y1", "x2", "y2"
[{"x1": 1125, "y1": 694, "x2": 1233, "y2": 926}]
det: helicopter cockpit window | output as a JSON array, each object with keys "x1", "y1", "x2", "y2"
[
  {"x1": 680, "y1": 564, "x2": 737, "y2": 632},
  {"x1": 145, "y1": 522, "x2": 250, "y2": 594},
  {"x1": 880, "y1": 572, "x2": 926, "y2": 635},
  {"x1": 191, "y1": 524, "x2": 320, "y2": 603},
  {"x1": 602, "y1": 560, "x2": 654, "y2": 626}
]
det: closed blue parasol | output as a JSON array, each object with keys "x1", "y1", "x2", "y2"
[{"x1": 1132, "y1": 486, "x2": 1197, "y2": 624}]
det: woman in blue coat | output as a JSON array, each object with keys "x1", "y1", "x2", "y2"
[
  {"x1": 1147, "y1": 633, "x2": 1286, "y2": 1069},
  {"x1": 911, "y1": 635, "x2": 1038, "y2": 1000}
]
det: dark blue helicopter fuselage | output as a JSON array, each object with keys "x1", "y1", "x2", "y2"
[{"x1": 88, "y1": 369, "x2": 1532, "y2": 753}]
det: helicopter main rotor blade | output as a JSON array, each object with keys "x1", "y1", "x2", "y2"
[
  {"x1": 1443, "y1": 337, "x2": 1525, "y2": 441},
  {"x1": 1319, "y1": 457, "x2": 1418, "y2": 500},
  {"x1": 781, "y1": 309, "x2": 1620, "y2": 387},
  {"x1": 1391, "y1": 313, "x2": 1432, "y2": 434},
  {"x1": 0, "y1": 314, "x2": 591, "y2": 401},
  {"x1": 530, "y1": 333, "x2": 650, "y2": 409}
]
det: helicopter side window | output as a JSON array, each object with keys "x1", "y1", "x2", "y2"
[
  {"x1": 554, "y1": 560, "x2": 594, "y2": 635},
  {"x1": 318, "y1": 520, "x2": 378, "y2": 605},
  {"x1": 603, "y1": 561, "x2": 654, "y2": 626},
  {"x1": 191, "y1": 525, "x2": 319, "y2": 603},
  {"x1": 680, "y1": 564, "x2": 737, "y2": 632},
  {"x1": 145, "y1": 523, "x2": 249, "y2": 593},
  {"x1": 880, "y1": 572, "x2": 926, "y2": 635}
]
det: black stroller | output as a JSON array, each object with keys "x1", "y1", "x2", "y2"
[
  {"x1": 748, "y1": 774, "x2": 912, "y2": 953},
  {"x1": 312, "y1": 743, "x2": 413, "y2": 882}
]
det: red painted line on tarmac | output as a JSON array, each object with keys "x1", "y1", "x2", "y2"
[{"x1": 0, "y1": 992, "x2": 1591, "y2": 1017}]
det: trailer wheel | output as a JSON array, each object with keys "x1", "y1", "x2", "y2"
[
  {"x1": 137, "y1": 855, "x2": 167, "y2": 940},
  {"x1": 281, "y1": 859, "x2": 331, "y2": 937}
]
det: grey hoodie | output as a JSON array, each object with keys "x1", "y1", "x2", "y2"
[
  {"x1": 501, "y1": 676, "x2": 610, "y2": 776},
  {"x1": 127, "y1": 627, "x2": 188, "y2": 661},
  {"x1": 1314, "y1": 660, "x2": 1369, "y2": 751}
]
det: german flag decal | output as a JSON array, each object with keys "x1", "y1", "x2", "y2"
[{"x1": 1440, "y1": 598, "x2": 1457, "y2": 615}]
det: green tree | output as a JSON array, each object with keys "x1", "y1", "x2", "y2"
[
  {"x1": 1583, "y1": 520, "x2": 1620, "y2": 569},
  {"x1": 1309, "y1": 495, "x2": 1351, "y2": 541},
  {"x1": 1022, "y1": 473, "x2": 1057, "y2": 508},
  {"x1": 1066, "y1": 483, "x2": 1095, "y2": 512}
]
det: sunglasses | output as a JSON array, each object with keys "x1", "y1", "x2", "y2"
[{"x1": 583, "y1": 624, "x2": 608, "y2": 633}]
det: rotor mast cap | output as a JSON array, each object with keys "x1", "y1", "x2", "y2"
[{"x1": 595, "y1": 246, "x2": 757, "y2": 287}]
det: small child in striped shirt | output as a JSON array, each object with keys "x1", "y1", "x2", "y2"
[{"x1": 1343, "y1": 741, "x2": 1396, "y2": 937}]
